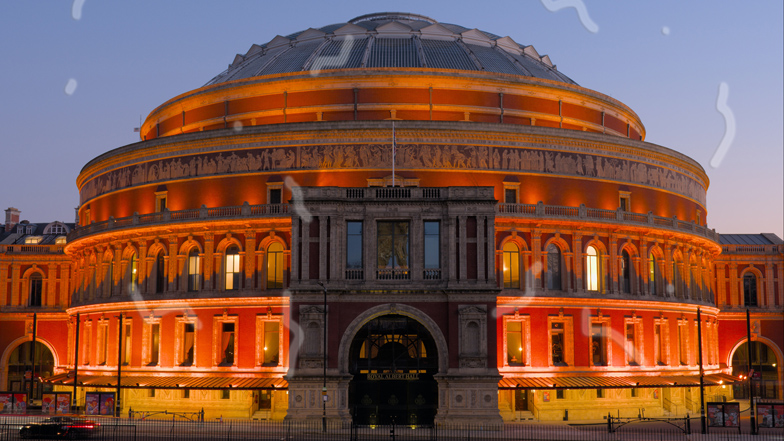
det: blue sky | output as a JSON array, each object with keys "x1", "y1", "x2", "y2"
[{"x1": 1, "y1": 1, "x2": 781, "y2": 238}]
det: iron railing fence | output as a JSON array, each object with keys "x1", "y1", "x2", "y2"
[{"x1": 0, "y1": 416, "x2": 780, "y2": 441}]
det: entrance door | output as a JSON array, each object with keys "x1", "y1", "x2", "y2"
[
  {"x1": 514, "y1": 389, "x2": 528, "y2": 411},
  {"x1": 348, "y1": 315, "x2": 439, "y2": 425}
]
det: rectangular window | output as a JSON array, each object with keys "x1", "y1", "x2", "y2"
[
  {"x1": 504, "y1": 188, "x2": 517, "y2": 204},
  {"x1": 625, "y1": 323, "x2": 638, "y2": 365},
  {"x1": 631, "y1": 388, "x2": 639, "y2": 398},
  {"x1": 423, "y1": 221, "x2": 440, "y2": 279},
  {"x1": 154, "y1": 191, "x2": 168, "y2": 213},
  {"x1": 506, "y1": 321, "x2": 525, "y2": 366},
  {"x1": 97, "y1": 324, "x2": 108, "y2": 365},
  {"x1": 619, "y1": 192, "x2": 631, "y2": 211},
  {"x1": 149, "y1": 389, "x2": 155, "y2": 398},
  {"x1": 188, "y1": 252, "x2": 200, "y2": 292},
  {"x1": 221, "y1": 390, "x2": 230, "y2": 400},
  {"x1": 654, "y1": 324, "x2": 664, "y2": 365},
  {"x1": 346, "y1": 221, "x2": 363, "y2": 279},
  {"x1": 551, "y1": 322, "x2": 565, "y2": 366},
  {"x1": 377, "y1": 221, "x2": 410, "y2": 280},
  {"x1": 591, "y1": 323, "x2": 607, "y2": 366},
  {"x1": 82, "y1": 322, "x2": 91, "y2": 365},
  {"x1": 150, "y1": 324, "x2": 160, "y2": 366},
  {"x1": 556, "y1": 389, "x2": 564, "y2": 399},
  {"x1": 181, "y1": 323, "x2": 195, "y2": 366},
  {"x1": 220, "y1": 323, "x2": 235, "y2": 365},
  {"x1": 269, "y1": 188, "x2": 282, "y2": 204},
  {"x1": 122, "y1": 322, "x2": 131, "y2": 365},
  {"x1": 225, "y1": 250, "x2": 241, "y2": 290},
  {"x1": 183, "y1": 389, "x2": 190, "y2": 399},
  {"x1": 678, "y1": 324, "x2": 688, "y2": 365},
  {"x1": 596, "y1": 388, "x2": 604, "y2": 398},
  {"x1": 262, "y1": 321, "x2": 279, "y2": 366}
]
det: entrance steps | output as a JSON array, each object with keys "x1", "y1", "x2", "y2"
[
  {"x1": 252, "y1": 410, "x2": 271, "y2": 420},
  {"x1": 516, "y1": 411, "x2": 536, "y2": 421}
]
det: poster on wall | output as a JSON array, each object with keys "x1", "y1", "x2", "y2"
[
  {"x1": 85, "y1": 392, "x2": 115, "y2": 416},
  {"x1": 56, "y1": 393, "x2": 71, "y2": 415},
  {"x1": 543, "y1": 392, "x2": 550, "y2": 402},
  {"x1": 41, "y1": 393, "x2": 71, "y2": 415},
  {"x1": 13, "y1": 394, "x2": 26, "y2": 414},
  {"x1": 0, "y1": 393, "x2": 13, "y2": 413},
  {"x1": 707, "y1": 402, "x2": 741, "y2": 431},
  {"x1": 757, "y1": 403, "x2": 784, "y2": 429}
]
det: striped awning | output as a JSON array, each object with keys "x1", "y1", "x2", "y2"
[
  {"x1": 498, "y1": 373, "x2": 738, "y2": 390},
  {"x1": 43, "y1": 372, "x2": 287, "y2": 390}
]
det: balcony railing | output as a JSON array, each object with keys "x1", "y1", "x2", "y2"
[
  {"x1": 498, "y1": 202, "x2": 719, "y2": 242},
  {"x1": 68, "y1": 203, "x2": 289, "y2": 241},
  {"x1": 721, "y1": 244, "x2": 781, "y2": 254},
  {"x1": 0, "y1": 244, "x2": 65, "y2": 254}
]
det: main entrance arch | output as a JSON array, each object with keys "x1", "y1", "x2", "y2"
[
  {"x1": 348, "y1": 314, "x2": 438, "y2": 425},
  {"x1": 730, "y1": 340, "x2": 781, "y2": 399}
]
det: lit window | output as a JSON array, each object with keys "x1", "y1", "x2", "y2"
[
  {"x1": 55, "y1": 236, "x2": 66, "y2": 244},
  {"x1": 648, "y1": 253, "x2": 658, "y2": 296},
  {"x1": 585, "y1": 246, "x2": 600, "y2": 292},
  {"x1": 259, "y1": 321, "x2": 280, "y2": 366},
  {"x1": 225, "y1": 245, "x2": 241, "y2": 290},
  {"x1": 377, "y1": 221, "x2": 409, "y2": 280},
  {"x1": 28, "y1": 273, "x2": 43, "y2": 307},
  {"x1": 743, "y1": 273, "x2": 758, "y2": 307},
  {"x1": 266, "y1": 243, "x2": 284, "y2": 289},
  {"x1": 502, "y1": 242, "x2": 520, "y2": 289},
  {"x1": 546, "y1": 244, "x2": 561, "y2": 290},
  {"x1": 122, "y1": 322, "x2": 131, "y2": 365},
  {"x1": 654, "y1": 323, "x2": 665, "y2": 365},
  {"x1": 25, "y1": 236, "x2": 41, "y2": 244},
  {"x1": 625, "y1": 323, "x2": 638, "y2": 365},
  {"x1": 423, "y1": 221, "x2": 440, "y2": 279},
  {"x1": 187, "y1": 249, "x2": 200, "y2": 292},
  {"x1": 506, "y1": 321, "x2": 526, "y2": 366},
  {"x1": 126, "y1": 253, "x2": 138, "y2": 295},
  {"x1": 97, "y1": 323, "x2": 108, "y2": 365},
  {"x1": 149, "y1": 323, "x2": 160, "y2": 366},
  {"x1": 346, "y1": 221, "x2": 363, "y2": 279}
]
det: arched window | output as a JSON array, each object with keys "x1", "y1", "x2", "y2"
[
  {"x1": 155, "y1": 251, "x2": 165, "y2": 293},
  {"x1": 585, "y1": 246, "x2": 600, "y2": 292},
  {"x1": 267, "y1": 242, "x2": 284, "y2": 289},
  {"x1": 126, "y1": 253, "x2": 138, "y2": 295},
  {"x1": 502, "y1": 242, "x2": 520, "y2": 289},
  {"x1": 29, "y1": 273, "x2": 43, "y2": 307},
  {"x1": 620, "y1": 249, "x2": 631, "y2": 294},
  {"x1": 743, "y1": 273, "x2": 758, "y2": 307},
  {"x1": 648, "y1": 252, "x2": 658, "y2": 296},
  {"x1": 187, "y1": 248, "x2": 200, "y2": 292},
  {"x1": 225, "y1": 245, "x2": 241, "y2": 290},
  {"x1": 104, "y1": 257, "x2": 114, "y2": 298},
  {"x1": 546, "y1": 244, "x2": 561, "y2": 291}
]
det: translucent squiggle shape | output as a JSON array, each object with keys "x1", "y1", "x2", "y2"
[
  {"x1": 71, "y1": 0, "x2": 86, "y2": 20},
  {"x1": 710, "y1": 82, "x2": 735, "y2": 168},
  {"x1": 540, "y1": 0, "x2": 599, "y2": 33}
]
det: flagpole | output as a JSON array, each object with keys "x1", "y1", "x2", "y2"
[{"x1": 392, "y1": 121, "x2": 396, "y2": 187}]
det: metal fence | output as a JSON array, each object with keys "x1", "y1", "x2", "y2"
[{"x1": 0, "y1": 416, "x2": 781, "y2": 441}]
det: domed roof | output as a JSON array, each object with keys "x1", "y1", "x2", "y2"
[{"x1": 205, "y1": 12, "x2": 576, "y2": 86}]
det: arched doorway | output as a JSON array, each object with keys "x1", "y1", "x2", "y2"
[
  {"x1": 731, "y1": 341, "x2": 780, "y2": 399},
  {"x1": 6, "y1": 342, "x2": 55, "y2": 399},
  {"x1": 348, "y1": 315, "x2": 438, "y2": 425}
]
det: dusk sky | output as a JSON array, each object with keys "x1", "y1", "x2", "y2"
[{"x1": 1, "y1": 1, "x2": 781, "y2": 238}]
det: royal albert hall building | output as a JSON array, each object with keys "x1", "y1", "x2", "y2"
[{"x1": 1, "y1": 12, "x2": 782, "y2": 425}]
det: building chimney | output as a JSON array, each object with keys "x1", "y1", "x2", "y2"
[{"x1": 5, "y1": 207, "x2": 20, "y2": 231}]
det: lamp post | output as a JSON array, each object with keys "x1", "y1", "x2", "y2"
[
  {"x1": 317, "y1": 281, "x2": 327, "y2": 432},
  {"x1": 697, "y1": 308, "x2": 705, "y2": 434}
]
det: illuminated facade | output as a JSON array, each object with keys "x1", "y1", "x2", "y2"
[{"x1": 1, "y1": 12, "x2": 782, "y2": 423}]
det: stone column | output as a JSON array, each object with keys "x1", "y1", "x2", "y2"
[
  {"x1": 728, "y1": 263, "x2": 738, "y2": 306},
  {"x1": 203, "y1": 233, "x2": 214, "y2": 290},
  {"x1": 168, "y1": 235, "x2": 178, "y2": 292},
  {"x1": 531, "y1": 230, "x2": 541, "y2": 290},
  {"x1": 60, "y1": 262, "x2": 70, "y2": 307},
  {"x1": 10, "y1": 263, "x2": 20, "y2": 306},
  {"x1": 458, "y1": 216, "x2": 467, "y2": 280},
  {"x1": 0, "y1": 263, "x2": 9, "y2": 306},
  {"x1": 244, "y1": 231, "x2": 256, "y2": 290}
]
